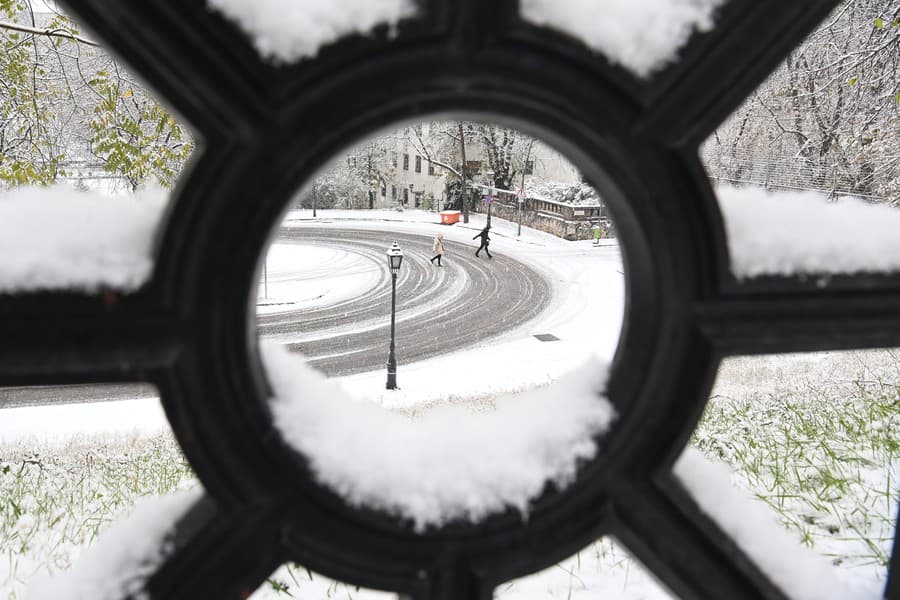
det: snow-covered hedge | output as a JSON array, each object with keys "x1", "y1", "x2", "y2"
[{"x1": 526, "y1": 180, "x2": 601, "y2": 206}]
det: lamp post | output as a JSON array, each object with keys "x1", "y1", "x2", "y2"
[
  {"x1": 516, "y1": 185, "x2": 525, "y2": 237},
  {"x1": 385, "y1": 241, "x2": 403, "y2": 390}
]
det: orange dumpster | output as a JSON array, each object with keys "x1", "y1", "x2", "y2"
[{"x1": 439, "y1": 210, "x2": 461, "y2": 225}]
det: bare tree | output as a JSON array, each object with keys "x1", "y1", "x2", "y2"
[{"x1": 704, "y1": 0, "x2": 899, "y2": 204}]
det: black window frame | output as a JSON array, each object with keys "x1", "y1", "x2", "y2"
[{"x1": 5, "y1": 2, "x2": 896, "y2": 600}]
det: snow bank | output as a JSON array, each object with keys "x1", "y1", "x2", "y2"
[
  {"x1": 520, "y1": 0, "x2": 724, "y2": 78},
  {"x1": 0, "y1": 185, "x2": 166, "y2": 293},
  {"x1": 263, "y1": 341, "x2": 614, "y2": 529},
  {"x1": 0, "y1": 397, "x2": 168, "y2": 444},
  {"x1": 26, "y1": 487, "x2": 203, "y2": 600},
  {"x1": 207, "y1": 0, "x2": 417, "y2": 63},
  {"x1": 675, "y1": 448, "x2": 882, "y2": 600},
  {"x1": 719, "y1": 186, "x2": 900, "y2": 278}
]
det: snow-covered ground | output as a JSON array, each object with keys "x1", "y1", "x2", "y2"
[
  {"x1": 270, "y1": 208, "x2": 624, "y2": 408},
  {"x1": 1, "y1": 209, "x2": 895, "y2": 599}
]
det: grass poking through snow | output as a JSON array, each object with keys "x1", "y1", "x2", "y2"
[{"x1": 0, "y1": 349, "x2": 897, "y2": 598}]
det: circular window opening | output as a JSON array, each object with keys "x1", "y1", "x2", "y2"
[{"x1": 254, "y1": 119, "x2": 625, "y2": 529}]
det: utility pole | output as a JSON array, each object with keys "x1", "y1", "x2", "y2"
[
  {"x1": 517, "y1": 140, "x2": 534, "y2": 237},
  {"x1": 458, "y1": 122, "x2": 470, "y2": 224}
]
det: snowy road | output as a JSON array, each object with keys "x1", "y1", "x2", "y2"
[
  {"x1": 0, "y1": 224, "x2": 552, "y2": 407},
  {"x1": 259, "y1": 228, "x2": 551, "y2": 375}
]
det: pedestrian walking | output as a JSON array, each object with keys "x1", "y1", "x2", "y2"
[
  {"x1": 430, "y1": 233, "x2": 445, "y2": 266},
  {"x1": 473, "y1": 226, "x2": 492, "y2": 258}
]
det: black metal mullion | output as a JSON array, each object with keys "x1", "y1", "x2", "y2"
[
  {"x1": 446, "y1": 0, "x2": 519, "y2": 52},
  {"x1": 611, "y1": 481, "x2": 790, "y2": 600},
  {"x1": 885, "y1": 502, "x2": 900, "y2": 600},
  {"x1": 145, "y1": 497, "x2": 286, "y2": 600},
  {"x1": 410, "y1": 559, "x2": 493, "y2": 600},
  {"x1": 697, "y1": 290, "x2": 900, "y2": 355},
  {"x1": 0, "y1": 301, "x2": 183, "y2": 383}
]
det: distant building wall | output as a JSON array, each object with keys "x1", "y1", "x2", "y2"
[{"x1": 487, "y1": 197, "x2": 612, "y2": 241}]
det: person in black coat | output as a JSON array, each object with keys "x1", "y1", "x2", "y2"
[{"x1": 473, "y1": 226, "x2": 492, "y2": 258}]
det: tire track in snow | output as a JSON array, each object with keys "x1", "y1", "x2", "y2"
[{"x1": 257, "y1": 228, "x2": 551, "y2": 376}]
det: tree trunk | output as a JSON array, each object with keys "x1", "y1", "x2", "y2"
[{"x1": 458, "y1": 122, "x2": 469, "y2": 223}]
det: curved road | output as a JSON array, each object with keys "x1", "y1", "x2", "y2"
[
  {"x1": 260, "y1": 228, "x2": 550, "y2": 375},
  {"x1": 1, "y1": 227, "x2": 551, "y2": 407}
]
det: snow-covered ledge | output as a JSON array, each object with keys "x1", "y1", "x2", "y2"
[
  {"x1": 0, "y1": 185, "x2": 166, "y2": 293},
  {"x1": 719, "y1": 186, "x2": 900, "y2": 278},
  {"x1": 207, "y1": 0, "x2": 418, "y2": 64},
  {"x1": 263, "y1": 341, "x2": 615, "y2": 530},
  {"x1": 520, "y1": 0, "x2": 726, "y2": 78},
  {"x1": 674, "y1": 448, "x2": 882, "y2": 600},
  {"x1": 26, "y1": 487, "x2": 202, "y2": 600}
]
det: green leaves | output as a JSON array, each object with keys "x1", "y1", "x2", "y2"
[{"x1": 88, "y1": 70, "x2": 192, "y2": 189}]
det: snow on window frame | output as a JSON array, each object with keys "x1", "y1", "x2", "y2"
[
  {"x1": 0, "y1": 185, "x2": 167, "y2": 294},
  {"x1": 718, "y1": 186, "x2": 900, "y2": 279},
  {"x1": 263, "y1": 342, "x2": 616, "y2": 530},
  {"x1": 519, "y1": 0, "x2": 727, "y2": 78},
  {"x1": 206, "y1": 0, "x2": 419, "y2": 64}
]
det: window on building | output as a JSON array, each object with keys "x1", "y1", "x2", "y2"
[
  {"x1": 391, "y1": 185, "x2": 397, "y2": 199},
  {"x1": 403, "y1": 154, "x2": 409, "y2": 171},
  {"x1": 466, "y1": 160, "x2": 482, "y2": 174},
  {"x1": 525, "y1": 160, "x2": 534, "y2": 175},
  {"x1": 403, "y1": 188, "x2": 409, "y2": 204},
  {"x1": 428, "y1": 162, "x2": 435, "y2": 175},
  {"x1": 381, "y1": 183, "x2": 386, "y2": 196},
  {"x1": 392, "y1": 153, "x2": 398, "y2": 168},
  {"x1": 415, "y1": 155, "x2": 422, "y2": 173}
]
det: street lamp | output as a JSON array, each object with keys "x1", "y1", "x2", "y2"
[{"x1": 385, "y1": 240, "x2": 403, "y2": 390}]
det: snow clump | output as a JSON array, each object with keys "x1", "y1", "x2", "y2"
[
  {"x1": 520, "y1": 0, "x2": 725, "y2": 78},
  {"x1": 675, "y1": 448, "x2": 883, "y2": 600},
  {"x1": 263, "y1": 341, "x2": 615, "y2": 530},
  {"x1": 207, "y1": 0, "x2": 418, "y2": 63},
  {"x1": 0, "y1": 185, "x2": 166, "y2": 293},
  {"x1": 26, "y1": 487, "x2": 203, "y2": 600}
]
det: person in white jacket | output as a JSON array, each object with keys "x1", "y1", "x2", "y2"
[{"x1": 430, "y1": 233, "x2": 445, "y2": 267}]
